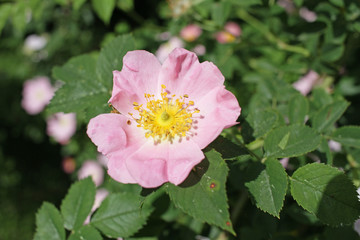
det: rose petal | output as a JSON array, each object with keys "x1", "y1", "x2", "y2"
[
  {"x1": 125, "y1": 139, "x2": 204, "y2": 188},
  {"x1": 166, "y1": 139, "x2": 204, "y2": 185},
  {"x1": 159, "y1": 48, "x2": 224, "y2": 101},
  {"x1": 107, "y1": 151, "x2": 137, "y2": 184},
  {"x1": 109, "y1": 51, "x2": 162, "y2": 113},
  {"x1": 192, "y1": 86, "x2": 241, "y2": 149},
  {"x1": 87, "y1": 113, "x2": 128, "y2": 155}
]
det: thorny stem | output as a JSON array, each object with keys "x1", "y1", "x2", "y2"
[{"x1": 237, "y1": 9, "x2": 311, "y2": 57}]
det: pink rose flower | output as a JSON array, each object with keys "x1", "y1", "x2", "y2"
[
  {"x1": 192, "y1": 44, "x2": 206, "y2": 56},
  {"x1": 78, "y1": 160, "x2": 104, "y2": 187},
  {"x1": 180, "y1": 24, "x2": 202, "y2": 42},
  {"x1": 292, "y1": 70, "x2": 320, "y2": 96},
  {"x1": 21, "y1": 76, "x2": 54, "y2": 115},
  {"x1": 46, "y1": 112, "x2": 77, "y2": 144},
  {"x1": 87, "y1": 48, "x2": 241, "y2": 188},
  {"x1": 224, "y1": 22, "x2": 241, "y2": 37},
  {"x1": 215, "y1": 22, "x2": 241, "y2": 44},
  {"x1": 299, "y1": 7, "x2": 317, "y2": 22}
]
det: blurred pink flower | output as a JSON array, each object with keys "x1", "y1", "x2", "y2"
[
  {"x1": 279, "y1": 158, "x2": 289, "y2": 168},
  {"x1": 354, "y1": 219, "x2": 360, "y2": 236},
  {"x1": 180, "y1": 24, "x2": 202, "y2": 42},
  {"x1": 24, "y1": 34, "x2": 47, "y2": 52},
  {"x1": 299, "y1": 7, "x2": 317, "y2": 22},
  {"x1": 328, "y1": 140, "x2": 341, "y2": 152},
  {"x1": 47, "y1": 112, "x2": 77, "y2": 144},
  {"x1": 84, "y1": 188, "x2": 109, "y2": 224},
  {"x1": 215, "y1": 22, "x2": 241, "y2": 44},
  {"x1": 21, "y1": 76, "x2": 54, "y2": 115},
  {"x1": 62, "y1": 157, "x2": 76, "y2": 174},
  {"x1": 87, "y1": 48, "x2": 241, "y2": 188},
  {"x1": 192, "y1": 44, "x2": 206, "y2": 56},
  {"x1": 224, "y1": 22, "x2": 241, "y2": 37},
  {"x1": 155, "y1": 37, "x2": 184, "y2": 63},
  {"x1": 277, "y1": 0, "x2": 296, "y2": 14},
  {"x1": 78, "y1": 160, "x2": 104, "y2": 187},
  {"x1": 292, "y1": 70, "x2": 320, "y2": 95}
]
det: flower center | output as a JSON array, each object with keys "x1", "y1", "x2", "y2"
[{"x1": 129, "y1": 84, "x2": 199, "y2": 142}]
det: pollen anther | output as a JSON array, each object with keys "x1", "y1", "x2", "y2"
[{"x1": 130, "y1": 85, "x2": 199, "y2": 142}]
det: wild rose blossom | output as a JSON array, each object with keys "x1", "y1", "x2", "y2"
[
  {"x1": 180, "y1": 24, "x2": 202, "y2": 42},
  {"x1": 293, "y1": 70, "x2": 320, "y2": 96},
  {"x1": 215, "y1": 22, "x2": 241, "y2": 44},
  {"x1": 47, "y1": 112, "x2": 77, "y2": 144},
  {"x1": 87, "y1": 48, "x2": 241, "y2": 188},
  {"x1": 299, "y1": 7, "x2": 317, "y2": 23},
  {"x1": 21, "y1": 76, "x2": 54, "y2": 115}
]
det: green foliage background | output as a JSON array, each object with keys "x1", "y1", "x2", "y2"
[{"x1": 1, "y1": 0, "x2": 360, "y2": 239}]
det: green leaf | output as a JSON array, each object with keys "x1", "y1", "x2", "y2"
[
  {"x1": 329, "y1": 0, "x2": 344, "y2": 8},
  {"x1": 96, "y1": 34, "x2": 136, "y2": 86},
  {"x1": 331, "y1": 126, "x2": 360, "y2": 148},
  {"x1": 34, "y1": 202, "x2": 65, "y2": 240},
  {"x1": 49, "y1": 53, "x2": 110, "y2": 122},
  {"x1": 0, "y1": 3, "x2": 12, "y2": 36},
  {"x1": 211, "y1": 1, "x2": 231, "y2": 26},
  {"x1": 11, "y1": 2, "x2": 27, "y2": 34},
  {"x1": 166, "y1": 149, "x2": 235, "y2": 235},
  {"x1": 288, "y1": 94, "x2": 309, "y2": 124},
  {"x1": 247, "y1": 109, "x2": 279, "y2": 138},
  {"x1": 91, "y1": 192, "x2": 153, "y2": 238},
  {"x1": 318, "y1": 137, "x2": 333, "y2": 165},
  {"x1": 245, "y1": 158, "x2": 288, "y2": 217},
  {"x1": 72, "y1": 0, "x2": 87, "y2": 10},
  {"x1": 60, "y1": 177, "x2": 96, "y2": 230},
  {"x1": 312, "y1": 100, "x2": 350, "y2": 133},
  {"x1": 91, "y1": 0, "x2": 116, "y2": 24},
  {"x1": 290, "y1": 163, "x2": 360, "y2": 226},
  {"x1": 264, "y1": 124, "x2": 321, "y2": 158},
  {"x1": 311, "y1": 88, "x2": 333, "y2": 110},
  {"x1": 320, "y1": 43, "x2": 344, "y2": 62},
  {"x1": 68, "y1": 225, "x2": 102, "y2": 240}
]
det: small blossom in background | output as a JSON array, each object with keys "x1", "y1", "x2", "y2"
[
  {"x1": 180, "y1": 24, "x2": 202, "y2": 42},
  {"x1": 277, "y1": 0, "x2": 296, "y2": 14},
  {"x1": 299, "y1": 7, "x2": 317, "y2": 22},
  {"x1": 62, "y1": 157, "x2": 76, "y2": 174},
  {"x1": 192, "y1": 44, "x2": 206, "y2": 56},
  {"x1": 354, "y1": 219, "x2": 360, "y2": 236},
  {"x1": 84, "y1": 188, "x2": 109, "y2": 224},
  {"x1": 78, "y1": 160, "x2": 104, "y2": 187},
  {"x1": 155, "y1": 37, "x2": 184, "y2": 63},
  {"x1": 292, "y1": 70, "x2": 320, "y2": 96},
  {"x1": 87, "y1": 48, "x2": 241, "y2": 188},
  {"x1": 279, "y1": 158, "x2": 289, "y2": 168},
  {"x1": 215, "y1": 21, "x2": 241, "y2": 44},
  {"x1": 156, "y1": 32, "x2": 171, "y2": 41},
  {"x1": 46, "y1": 112, "x2": 77, "y2": 145},
  {"x1": 224, "y1": 22, "x2": 242, "y2": 38},
  {"x1": 24, "y1": 34, "x2": 47, "y2": 52},
  {"x1": 22, "y1": 76, "x2": 54, "y2": 115},
  {"x1": 328, "y1": 140, "x2": 341, "y2": 152}
]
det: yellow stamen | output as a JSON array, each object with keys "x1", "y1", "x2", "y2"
[{"x1": 130, "y1": 85, "x2": 200, "y2": 142}]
